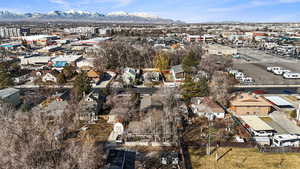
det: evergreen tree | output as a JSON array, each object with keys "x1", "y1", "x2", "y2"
[
  {"x1": 180, "y1": 75, "x2": 209, "y2": 102},
  {"x1": 0, "y1": 71, "x2": 13, "y2": 89},
  {"x1": 57, "y1": 72, "x2": 67, "y2": 85},
  {"x1": 73, "y1": 72, "x2": 91, "y2": 101},
  {"x1": 182, "y1": 50, "x2": 198, "y2": 74},
  {"x1": 62, "y1": 64, "x2": 76, "y2": 79}
]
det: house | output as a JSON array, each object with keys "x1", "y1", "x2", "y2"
[
  {"x1": 229, "y1": 93, "x2": 273, "y2": 116},
  {"x1": 52, "y1": 91, "x2": 69, "y2": 102},
  {"x1": 87, "y1": 70, "x2": 101, "y2": 82},
  {"x1": 170, "y1": 64, "x2": 185, "y2": 82},
  {"x1": 76, "y1": 58, "x2": 95, "y2": 70},
  {"x1": 122, "y1": 67, "x2": 137, "y2": 85},
  {"x1": 190, "y1": 97, "x2": 225, "y2": 119},
  {"x1": 42, "y1": 73, "x2": 57, "y2": 83},
  {"x1": 0, "y1": 88, "x2": 21, "y2": 106}
]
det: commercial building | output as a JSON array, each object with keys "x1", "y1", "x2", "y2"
[
  {"x1": 20, "y1": 55, "x2": 52, "y2": 65},
  {"x1": 0, "y1": 27, "x2": 30, "y2": 38},
  {"x1": 51, "y1": 55, "x2": 82, "y2": 68},
  {"x1": 229, "y1": 93, "x2": 273, "y2": 116},
  {"x1": 20, "y1": 35, "x2": 59, "y2": 46},
  {"x1": 64, "y1": 27, "x2": 98, "y2": 34},
  {"x1": 204, "y1": 44, "x2": 237, "y2": 56},
  {"x1": 71, "y1": 37, "x2": 112, "y2": 46}
]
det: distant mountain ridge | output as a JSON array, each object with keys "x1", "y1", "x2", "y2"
[{"x1": 0, "y1": 10, "x2": 183, "y2": 24}]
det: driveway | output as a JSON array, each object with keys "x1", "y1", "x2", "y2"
[{"x1": 269, "y1": 111, "x2": 300, "y2": 134}]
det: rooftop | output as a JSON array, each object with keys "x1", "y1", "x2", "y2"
[
  {"x1": 265, "y1": 96, "x2": 293, "y2": 107},
  {"x1": 0, "y1": 88, "x2": 19, "y2": 99},
  {"x1": 240, "y1": 115, "x2": 274, "y2": 131},
  {"x1": 273, "y1": 134, "x2": 300, "y2": 141},
  {"x1": 171, "y1": 64, "x2": 184, "y2": 73},
  {"x1": 230, "y1": 93, "x2": 273, "y2": 107}
]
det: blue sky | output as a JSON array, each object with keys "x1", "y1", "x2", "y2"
[{"x1": 1, "y1": 0, "x2": 300, "y2": 22}]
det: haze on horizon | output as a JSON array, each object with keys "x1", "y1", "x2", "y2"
[{"x1": 1, "y1": 0, "x2": 300, "y2": 23}]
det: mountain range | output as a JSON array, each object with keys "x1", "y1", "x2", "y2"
[{"x1": 0, "y1": 10, "x2": 182, "y2": 24}]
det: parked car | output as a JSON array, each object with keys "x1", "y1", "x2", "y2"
[
  {"x1": 241, "y1": 77, "x2": 254, "y2": 83},
  {"x1": 283, "y1": 72, "x2": 300, "y2": 79},
  {"x1": 267, "y1": 66, "x2": 281, "y2": 72}
]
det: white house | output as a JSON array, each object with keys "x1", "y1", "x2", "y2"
[
  {"x1": 76, "y1": 58, "x2": 95, "y2": 69},
  {"x1": 190, "y1": 97, "x2": 225, "y2": 119},
  {"x1": 42, "y1": 73, "x2": 57, "y2": 83}
]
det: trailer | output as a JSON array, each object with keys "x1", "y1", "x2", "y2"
[{"x1": 273, "y1": 134, "x2": 300, "y2": 147}]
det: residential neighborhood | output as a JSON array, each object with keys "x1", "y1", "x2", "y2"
[{"x1": 2, "y1": 3, "x2": 300, "y2": 169}]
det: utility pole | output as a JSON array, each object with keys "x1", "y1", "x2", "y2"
[{"x1": 207, "y1": 118, "x2": 211, "y2": 155}]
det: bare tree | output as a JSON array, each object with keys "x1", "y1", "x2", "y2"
[
  {"x1": 0, "y1": 102, "x2": 104, "y2": 169},
  {"x1": 200, "y1": 55, "x2": 232, "y2": 78},
  {"x1": 209, "y1": 71, "x2": 235, "y2": 106}
]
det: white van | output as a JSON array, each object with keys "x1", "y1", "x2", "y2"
[
  {"x1": 241, "y1": 77, "x2": 254, "y2": 83},
  {"x1": 273, "y1": 69, "x2": 290, "y2": 75},
  {"x1": 235, "y1": 72, "x2": 245, "y2": 80},
  {"x1": 267, "y1": 67, "x2": 281, "y2": 72},
  {"x1": 283, "y1": 72, "x2": 300, "y2": 79}
]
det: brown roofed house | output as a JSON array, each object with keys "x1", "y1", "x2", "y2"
[
  {"x1": 87, "y1": 70, "x2": 102, "y2": 82},
  {"x1": 229, "y1": 93, "x2": 273, "y2": 116}
]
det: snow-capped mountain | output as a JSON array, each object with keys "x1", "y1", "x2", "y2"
[
  {"x1": 107, "y1": 11, "x2": 160, "y2": 19},
  {"x1": 0, "y1": 10, "x2": 181, "y2": 24}
]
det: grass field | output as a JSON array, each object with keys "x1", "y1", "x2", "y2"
[{"x1": 189, "y1": 147, "x2": 300, "y2": 169}]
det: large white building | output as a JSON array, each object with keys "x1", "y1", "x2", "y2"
[
  {"x1": 0, "y1": 27, "x2": 29, "y2": 38},
  {"x1": 64, "y1": 27, "x2": 97, "y2": 34},
  {"x1": 205, "y1": 44, "x2": 238, "y2": 56},
  {"x1": 20, "y1": 55, "x2": 52, "y2": 65}
]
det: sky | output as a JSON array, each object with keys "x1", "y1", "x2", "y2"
[{"x1": 1, "y1": 0, "x2": 300, "y2": 23}]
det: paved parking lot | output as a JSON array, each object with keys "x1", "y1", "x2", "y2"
[
  {"x1": 233, "y1": 48, "x2": 300, "y2": 85},
  {"x1": 270, "y1": 111, "x2": 300, "y2": 134}
]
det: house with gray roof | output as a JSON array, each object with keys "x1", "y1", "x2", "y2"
[
  {"x1": 0, "y1": 88, "x2": 21, "y2": 106},
  {"x1": 170, "y1": 64, "x2": 185, "y2": 82}
]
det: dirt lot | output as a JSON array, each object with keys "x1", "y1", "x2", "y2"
[{"x1": 189, "y1": 147, "x2": 300, "y2": 169}]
